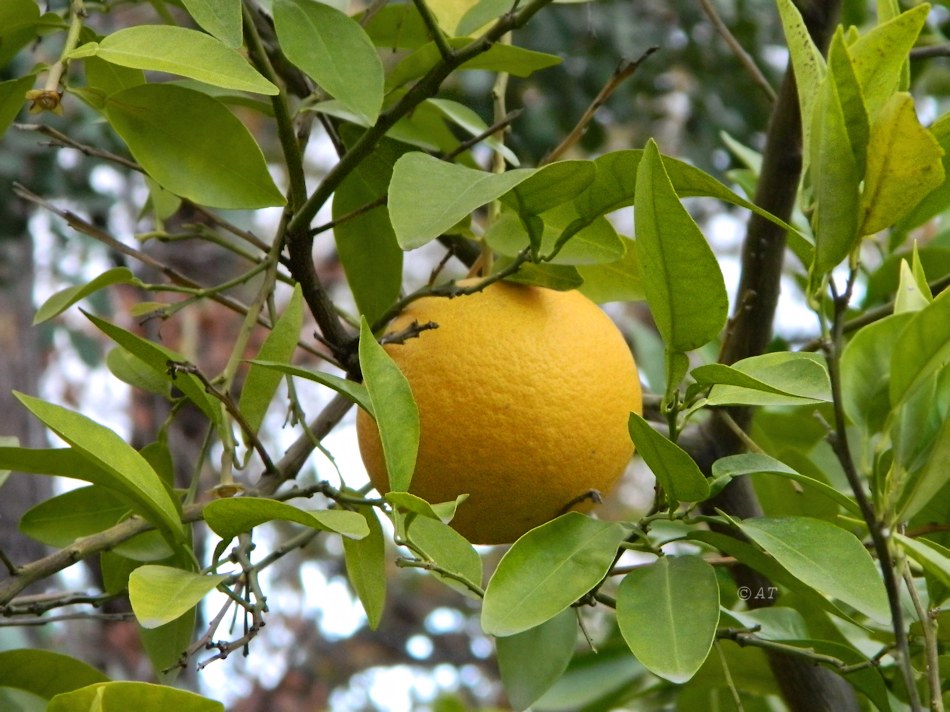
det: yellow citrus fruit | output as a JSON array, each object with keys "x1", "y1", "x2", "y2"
[{"x1": 356, "y1": 278, "x2": 642, "y2": 545}]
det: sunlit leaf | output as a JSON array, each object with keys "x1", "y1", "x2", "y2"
[
  {"x1": 181, "y1": 0, "x2": 242, "y2": 48},
  {"x1": 859, "y1": 93, "x2": 945, "y2": 236},
  {"x1": 13, "y1": 393, "x2": 185, "y2": 543},
  {"x1": 617, "y1": 556, "x2": 719, "y2": 683},
  {"x1": 203, "y1": 497, "x2": 370, "y2": 543},
  {"x1": 79, "y1": 26, "x2": 276, "y2": 94},
  {"x1": 634, "y1": 140, "x2": 727, "y2": 353},
  {"x1": 274, "y1": 0, "x2": 383, "y2": 123},
  {"x1": 481, "y1": 513, "x2": 628, "y2": 636},
  {"x1": 697, "y1": 352, "x2": 832, "y2": 407},
  {"x1": 48, "y1": 682, "x2": 223, "y2": 712},
  {"x1": 849, "y1": 4, "x2": 929, "y2": 120},
  {"x1": 389, "y1": 153, "x2": 532, "y2": 249},
  {"x1": 129, "y1": 565, "x2": 227, "y2": 629},
  {"x1": 106, "y1": 84, "x2": 285, "y2": 209},
  {"x1": 808, "y1": 68, "x2": 861, "y2": 281},
  {"x1": 0, "y1": 650, "x2": 108, "y2": 701},
  {"x1": 775, "y1": 0, "x2": 826, "y2": 154}
]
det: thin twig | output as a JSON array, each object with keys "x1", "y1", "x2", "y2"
[
  {"x1": 309, "y1": 194, "x2": 388, "y2": 237},
  {"x1": 698, "y1": 0, "x2": 776, "y2": 103},
  {"x1": 823, "y1": 274, "x2": 922, "y2": 712},
  {"x1": 15, "y1": 123, "x2": 141, "y2": 171},
  {"x1": 910, "y1": 43, "x2": 950, "y2": 60},
  {"x1": 443, "y1": 108, "x2": 523, "y2": 161},
  {"x1": 902, "y1": 561, "x2": 944, "y2": 712},
  {"x1": 544, "y1": 48, "x2": 658, "y2": 164}
]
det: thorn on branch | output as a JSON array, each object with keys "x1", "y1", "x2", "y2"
[{"x1": 379, "y1": 320, "x2": 439, "y2": 346}]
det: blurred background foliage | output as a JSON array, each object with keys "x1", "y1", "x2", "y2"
[{"x1": 2, "y1": 0, "x2": 950, "y2": 709}]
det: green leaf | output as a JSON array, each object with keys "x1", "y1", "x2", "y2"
[
  {"x1": 33, "y1": 267, "x2": 136, "y2": 325},
  {"x1": 358, "y1": 317, "x2": 419, "y2": 492},
  {"x1": 484, "y1": 206, "x2": 624, "y2": 265},
  {"x1": 106, "y1": 84, "x2": 285, "y2": 209},
  {"x1": 181, "y1": 0, "x2": 242, "y2": 48},
  {"x1": 13, "y1": 393, "x2": 185, "y2": 543},
  {"x1": 634, "y1": 140, "x2": 727, "y2": 353},
  {"x1": 83, "y1": 26, "x2": 276, "y2": 94},
  {"x1": 86, "y1": 313, "x2": 221, "y2": 423},
  {"x1": 617, "y1": 556, "x2": 719, "y2": 683},
  {"x1": 897, "y1": 414, "x2": 950, "y2": 521},
  {"x1": 129, "y1": 565, "x2": 227, "y2": 629},
  {"x1": 457, "y1": 0, "x2": 515, "y2": 35},
  {"x1": 107, "y1": 347, "x2": 172, "y2": 396},
  {"x1": 386, "y1": 491, "x2": 468, "y2": 523},
  {"x1": 405, "y1": 514, "x2": 483, "y2": 597},
  {"x1": 237, "y1": 285, "x2": 304, "y2": 439},
  {"x1": 697, "y1": 352, "x2": 832, "y2": 407},
  {"x1": 428, "y1": 98, "x2": 519, "y2": 166},
  {"x1": 827, "y1": 30, "x2": 869, "y2": 178},
  {"x1": 709, "y1": 453, "x2": 860, "y2": 515},
  {"x1": 808, "y1": 67, "x2": 861, "y2": 281},
  {"x1": 273, "y1": 0, "x2": 383, "y2": 124},
  {"x1": 48, "y1": 682, "x2": 223, "y2": 712},
  {"x1": 0, "y1": 0, "x2": 41, "y2": 68},
  {"x1": 333, "y1": 134, "x2": 407, "y2": 324},
  {"x1": 575, "y1": 237, "x2": 644, "y2": 304},
  {"x1": 84, "y1": 56, "x2": 145, "y2": 100},
  {"x1": 389, "y1": 153, "x2": 532, "y2": 249},
  {"x1": 840, "y1": 312, "x2": 913, "y2": 437},
  {"x1": 0, "y1": 75, "x2": 35, "y2": 135},
  {"x1": 627, "y1": 412, "x2": 710, "y2": 505},
  {"x1": 737, "y1": 517, "x2": 890, "y2": 623},
  {"x1": 496, "y1": 609, "x2": 577, "y2": 711},
  {"x1": 20, "y1": 485, "x2": 130, "y2": 546},
  {"x1": 140, "y1": 608, "x2": 197, "y2": 683},
  {"x1": 890, "y1": 288, "x2": 950, "y2": 406},
  {"x1": 0, "y1": 650, "x2": 109, "y2": 701},
  {"x1": 246, "y1": 361, "x2": 371, "y2": 414},
  {"x1": 502, "y1": 160, "x2": 596, "y2": 215},
  {"x1": 575, "y1": 150, "x2": 794, "y2": 234},
  {"x1": 859, "y1": 93, "x2": 945, "y2": 236},
  {"x1": 343, "y1": 505, "x2": 387, "y2": 630},
  {"x1": 893, "y1": 258, "x2": 931, "y2": 314},
  {"x1": 203, "y1": 497, "x2": 370, "y2": 544},
  {"x1": 481, "y1": 513, "x2": 628, "y2": 637},
  {"x1": 849, "y1": 4, "x2": 929, "y2": 121},
  {"x1": 775, "y1": 0, "x2": 826, "y2": 154},
  {"x1": 896, "y1": 533, "x2": 950, "y2": 591},
  {"x1": 362, "y1": 3, "x2": 430, "y2": 50}
]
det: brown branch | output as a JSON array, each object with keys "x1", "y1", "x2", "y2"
[{"x1": 684, "y1": 2, "x2": 861, "y2": 711}]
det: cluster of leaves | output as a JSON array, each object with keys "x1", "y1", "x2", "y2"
[{"x1": 0, "y1": 0, "x2": 949, "y2": 710}]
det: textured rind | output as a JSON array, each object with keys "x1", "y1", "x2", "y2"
[{"x1": 357, "y1": 279, "x2": 642, "y2": 545}]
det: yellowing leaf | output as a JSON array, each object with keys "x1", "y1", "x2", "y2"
[{"x1": 860, "y1": 93, "x2": 945, "y2": 236}]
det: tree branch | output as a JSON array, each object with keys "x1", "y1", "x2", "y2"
[{"x1": 686, "y1": 2, "x2": 861, "y2": 711}]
